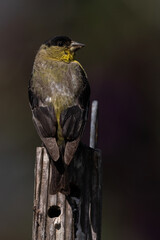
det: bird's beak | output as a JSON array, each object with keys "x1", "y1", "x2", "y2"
[{"x1": 69, "y1": 41, "x2": 85, "y2": 52}]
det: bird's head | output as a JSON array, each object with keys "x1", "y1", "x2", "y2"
[{"x1": 40, "y1": 36, "x2": 85, "y2": 63}]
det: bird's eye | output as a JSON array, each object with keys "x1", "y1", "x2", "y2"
[{"x1": 57, "y1": 41, "x2": 64, "y2": 47}]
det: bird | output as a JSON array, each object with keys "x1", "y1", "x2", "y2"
[{"x1": 28, "y1": 36, "x2": 90, "y2": 192}]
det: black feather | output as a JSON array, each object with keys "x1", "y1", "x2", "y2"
[
  {"x1": 44, "y1": 36, "x2": 71, "y2": 47},
  {"x1": 60, "y1": 106, "x2": 84, "y2": 141}
]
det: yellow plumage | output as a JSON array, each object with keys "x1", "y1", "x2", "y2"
[{"x1": 29, "y1": 36, "x2": 90, "y2": 165}]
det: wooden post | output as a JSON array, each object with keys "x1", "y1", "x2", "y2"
[{"x1": 32, "y1": 101, "x2": 102, "y2": 240}]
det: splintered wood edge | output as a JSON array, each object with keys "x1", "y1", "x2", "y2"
[
  {"x1": 32, "y1": 147, "x2": 43, "y2": 240},
  {"x1": 38, "y1": 148, "x2": 50, "y2": 240},
  {"x1": 90, "y1": 100, "x2": 98, "y2": 149},
  {"x1": 32, "y1": 147, "x2": 50, "y2": 240}
]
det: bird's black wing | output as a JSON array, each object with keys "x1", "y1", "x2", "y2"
[
  {"x1": 28, "y1": 82, "x2": 60, "y2": 162},
  {"x1": 28, "y1": 82, "x2": 71, "y2": 194}
]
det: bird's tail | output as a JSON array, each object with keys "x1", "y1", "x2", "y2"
[{"x1": 49, "y1": 154, "x2": 70, "y2": 195}]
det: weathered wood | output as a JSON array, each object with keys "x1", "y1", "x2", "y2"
[
  {"x1": 32, "y1": 148, "x2": 74, "y2": 240},
  {"x1": 90, "y1": 100, "x2": 98, "y2": 149},
  {"x1": 32, "y1": 101, "x2": 102, "y2": 240}
]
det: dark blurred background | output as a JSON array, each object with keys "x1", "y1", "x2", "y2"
[{"x1": 0, "y1": 0, "x2": 160, "y2": 239}]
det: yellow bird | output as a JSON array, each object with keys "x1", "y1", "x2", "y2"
[{"x1": 29, "y1": 36, "x2": 90, "y2": 168}]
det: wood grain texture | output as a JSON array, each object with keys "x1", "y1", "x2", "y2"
[
  {"x1": 90, "y1": 101, "x2": 98, "y2": 149},
  {"x1": 32, "y1": 146, "x2": 102, "y2": 240},
  {"x1": 32, "y1": 100, "x2": 102, "y2": 240},
  {"x1": 32, "y1": 148, "x2": 74, "y2": 240}
]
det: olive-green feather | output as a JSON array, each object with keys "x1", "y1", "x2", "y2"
[{"x1": 29, "y1": 36, "x2": 90, "y2": 166}]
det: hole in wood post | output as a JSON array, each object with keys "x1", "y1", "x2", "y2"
[
  {"x1": 55, "y1": 223, "x2": 61, "y2": 230},
  {"x1": 48, "y1": 205, "x2": 61, "y2": 218}
]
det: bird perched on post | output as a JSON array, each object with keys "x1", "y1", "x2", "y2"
[{"x1": 28, "y1": 36, "x2": 90, "y2": 192}]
